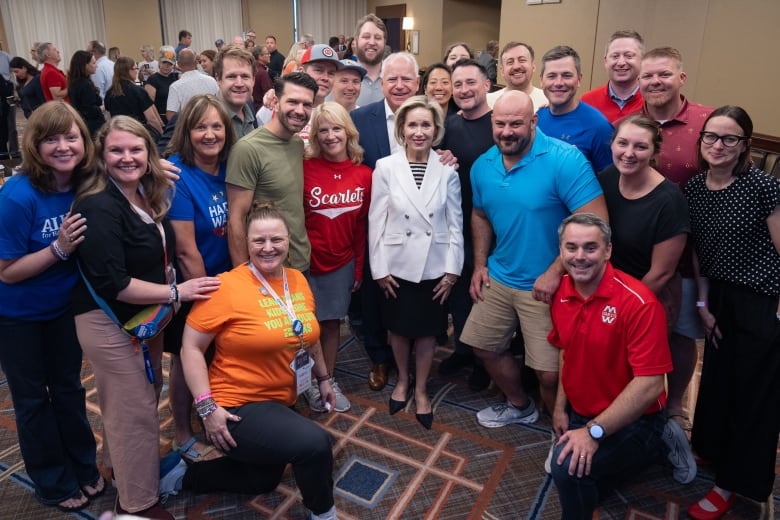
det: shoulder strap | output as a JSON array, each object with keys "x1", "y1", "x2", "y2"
[{"x1": 77, "y1": 261, "x2": 123, "y2": 327}]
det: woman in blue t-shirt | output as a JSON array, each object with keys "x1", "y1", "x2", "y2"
[
  {"x1": 0, "y1": 101, "x2": 104, "y2": 512},
  {"x1": 162, "y1": 94, "x2": 236, "y2": 463}
]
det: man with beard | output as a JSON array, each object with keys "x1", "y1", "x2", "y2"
[
  {"x1": 353, "y1": 14, "x2": 386, "y2": 106},
  {"x1": 549, "y1": 213, "x2": 679, "y2": 519},
  {"x1": 631, "y1": 46, "x2": 712, "y2": 452},
  {"x1": 461, "y1": 90, "x2": 606, "y2": 430},
  {"x1": 486, "y1": 41, "x2": 547, "y2": 112},
  {"x1": 225, "y1": 72, "x2": 318, "y2": 269},
  {"x1": 265, "y1": 35, "x2": 285, "y2": 79}
]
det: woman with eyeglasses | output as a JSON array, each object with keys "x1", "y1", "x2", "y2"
[{"x1": 683, "y1": 105, "x2": 779, "y2": 520}]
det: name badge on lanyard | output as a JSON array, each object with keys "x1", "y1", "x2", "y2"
[{"x1": 248, "y1": 263, "x2": 312, "y2": 394}]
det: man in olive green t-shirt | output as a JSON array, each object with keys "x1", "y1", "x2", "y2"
[{"x1": 226, "y1": 72, "x2": 318, "y2": 271}]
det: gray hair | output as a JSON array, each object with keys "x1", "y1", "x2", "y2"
[
  {"x1": 558, "y1": 213, "x2": 611, "y2": 245},
  {"x1": 380, "y1": 51, "x2": 419, "y2": 79}
]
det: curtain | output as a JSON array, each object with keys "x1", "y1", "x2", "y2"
[
  {"x1": 160, "y1": 0, "x2": 242, "y2": 52},
  {"x1": 297, "y1": 0, "x2": 366, "y2": 46},
  {"x1": 0, "y1": 0, "x2": 106, "y2": 71}
]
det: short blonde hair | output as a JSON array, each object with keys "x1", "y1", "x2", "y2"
[
  {"x1": 306, "y1": 102, "x2": 364, "y2": 165},
  {"x1": 393, "y1": 95, "x2": 445, "y2": 148}
]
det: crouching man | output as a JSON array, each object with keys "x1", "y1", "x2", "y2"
[{"x1": 548, "y1": 213, "x2": 695, "y2": 519}]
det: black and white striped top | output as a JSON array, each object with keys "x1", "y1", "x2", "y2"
[{"x1": 410, "y1": 162, "x2": 426, "y2": 189}]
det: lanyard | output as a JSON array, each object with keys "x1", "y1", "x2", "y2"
[{"x1": 247, "y1": 263, "x2": 304, "y2": 342}]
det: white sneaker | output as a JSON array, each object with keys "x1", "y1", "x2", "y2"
[
  {"x1": 476, "y1": 399, "x2": 539, "y2": 428},
  {"x1": 304, "y1": 384, "x2": 326, "y2": 412},
  {"x1": 544, "y1": 432, "x2": 555, "y2": 474},
  {"x1": 662, "y1": 418, "x2": 697, "y2": 484},
  {"x1": 330, "y1": 378, "x2": 351, "y2": 412}
]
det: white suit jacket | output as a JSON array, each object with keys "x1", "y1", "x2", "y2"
[{"x1": 368, "y1": 149, "x2": 464, "y2": 283}]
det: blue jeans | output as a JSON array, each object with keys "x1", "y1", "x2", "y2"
[
  {"x1": 0, "y1": 313, "x2": 99, "y2": 504},
  {"x1": 550, "y1": 410, "x2": 664, "y2": 520}
]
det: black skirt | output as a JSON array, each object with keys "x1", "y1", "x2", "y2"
[{"x1": 379, "y1": 277, "x2": 447, "y2": 338}]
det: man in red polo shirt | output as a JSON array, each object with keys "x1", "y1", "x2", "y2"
[
  {"x1": 548, "y1": 213, "x2": 696, "y2": 519},
  {"x1": 38, "y1": 42, "x2": 69, "y2": 102},
  {"x1": 581, "y1": 30, "x2": 645, "y2": 123}
]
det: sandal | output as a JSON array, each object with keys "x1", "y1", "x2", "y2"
[
  {"x1": 56, "y1": 491, "x2": 89, "y2": 513},
  {"x1": 173, "y1": 436, "x2": 222, "y2": 464},
  {"x1": 82, "y1": 474, "x2": 106, "y2": 499},
  {"x1": 687, "y1": 489, "x2": 735, "y2": 519}
]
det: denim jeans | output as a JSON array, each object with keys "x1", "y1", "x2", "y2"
[
  {"x1": 550, "y1": 409, "x2": 664, "y2": 520},
  {"x1": 0, "y1": 313, "x2": 99, "y2": 504}
]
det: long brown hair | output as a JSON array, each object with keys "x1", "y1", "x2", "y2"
[
  {"x1": 109, "y1": 56, "x2": 136, "y2": 96},
  {"x1": 75, "y1": 116, "x2": 171, "y2": 221},
  {"x1": 20, "y1": 101, "x2": 94, "y2": 193}
]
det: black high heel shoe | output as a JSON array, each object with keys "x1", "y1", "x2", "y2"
[
  {"x1": 416, "y1": 411, "x2": 434, "y2": 430},
  {"x1": 388, "y1": 383, "x2": 413, "y2": 415}
]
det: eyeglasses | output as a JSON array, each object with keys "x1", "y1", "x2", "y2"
[{"x1": 700, "y1": 132, "x2": 746, "y2": 147}]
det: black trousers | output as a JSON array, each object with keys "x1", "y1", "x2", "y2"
[
  {"x1": 183, "y1": 401, "x2": 334, "y2": 514},
  {"x1": 691, "y1": 279, "x2": 780, "y2": 501}
]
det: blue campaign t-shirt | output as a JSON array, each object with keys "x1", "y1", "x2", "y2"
[
  {"x1": 0, "y1": 175, "x2": 78, "y2": 320},
  {"x1": 471, "y1": 129, "x2": 603, "y2": 290},
  {"x1": 167, "y1": 155, "x2": 231, "y2": 277}
]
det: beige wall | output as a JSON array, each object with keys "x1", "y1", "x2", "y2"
[
  {"x1": 244, "y1": 0, "x2": 295, "y2": 56},
  {"x1": 103, "y1": 0, "x2": 162, "y2": 63},
  {"x1": 442, "y1": 0, "x2": 501, "y2": 62},
  {"x1": 499, "y1": 0, "x2": 780, "y2": 135},
  {"x1": 367, "y1": 0, "x2": 444, "y2": 67}
]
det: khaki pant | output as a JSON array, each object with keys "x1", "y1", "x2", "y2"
[{"x1": 76, "y1": 310, "x2": 163, "y2": 513}]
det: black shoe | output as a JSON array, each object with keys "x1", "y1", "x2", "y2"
[
  {"x1": 416, "y1": 412, "x2": 433, "y2": 430},
  {"x1": 438, "y1": 352, "x2": 473, "y2": 376},
  {"x1": 388, "y1": 384, "x2": 413, "y2": 415},
  {"x1": 468, "y1": 364, "x2": 491, "y2": 392}
]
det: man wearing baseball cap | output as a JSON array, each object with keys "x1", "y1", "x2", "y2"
[
  {"x1": 331, "y1": 59, "x2": 365, "y2": 112},
  {"x1": 296, "y1": 44, "x2": 342, "y2": 143}
]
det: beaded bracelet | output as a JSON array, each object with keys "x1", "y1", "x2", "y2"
[
  {"x1": 316, "y1": 373, "x2": 331, "y2": 383},
  {"x1": 194, "y1": 391, "x2": 213, "y2": 404},
  {"x1": 167, "y1": 284, "x2": 179, "y2": 305},
  {"x1": 50, "y1": 240, "x2": 69, "y2": 261},
  {"x1": 195, "y1": 397, "x2": 218, "y2": 419}
]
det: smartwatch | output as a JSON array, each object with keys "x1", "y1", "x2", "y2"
[{"x1": 587, "y1": 421, "x2": 605, "y2": 441}]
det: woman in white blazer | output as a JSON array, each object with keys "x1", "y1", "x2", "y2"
[{"x1": 368, "y1": 95, "x2": 464, "y2": 429}]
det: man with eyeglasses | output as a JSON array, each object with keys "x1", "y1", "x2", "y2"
[{"x1": 630, "y1": 46, "x2": 713, "y2": 464}]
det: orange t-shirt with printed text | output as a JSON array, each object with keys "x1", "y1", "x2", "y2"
[{"x1": 187, "y1": 265, "x2": 320, "y2": 407}]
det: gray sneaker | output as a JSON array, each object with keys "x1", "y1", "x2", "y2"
[
  {"x1": 662, "y1": 418, "x2": 697, "y2": 484},
  {"x1": 330, "y1": 378, "x2": 351, "y2": 412},
  {"x1": 477, "y1": 399, "x2": 539, "y2": 428},
  {"x1": 304, "y1": 384, "x2": 326, "y2": 412}
]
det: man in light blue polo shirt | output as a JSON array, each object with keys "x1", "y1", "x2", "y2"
[{"x1": 460, "y1": 90, "x2": 607, "y2": 428}]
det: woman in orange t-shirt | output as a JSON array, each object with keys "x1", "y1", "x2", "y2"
[{"x1": 177, "y1": 202, "x2": 338, "y2": 520}]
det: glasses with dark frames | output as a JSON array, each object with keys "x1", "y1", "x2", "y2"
[{"x1": 700, "y1": 131, "x2": 746, "y2": 147}]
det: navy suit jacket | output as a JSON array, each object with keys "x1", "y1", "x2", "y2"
[{"x1": 351, "y1": 100, "x2": 391, "y2": 169}]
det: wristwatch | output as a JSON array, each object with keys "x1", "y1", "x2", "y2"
[{"x1": 587, "y1": 421, "x2": 605, "y2": 441}]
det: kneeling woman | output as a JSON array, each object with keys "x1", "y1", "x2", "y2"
[{"x1": 180, "y1": 202, "x2": 338, "y2": 520}]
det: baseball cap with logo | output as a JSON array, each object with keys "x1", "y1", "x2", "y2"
[
  {"x1": 215, "y1": 39, "x2": 225, "y2": 47},
  {"x1": 159, "y1": 45, "x2": 176, "y2": 64},
  {"x1": 339, "y1": 59, "x2": 366, "y2": 79},
  {"x1": 300, "y1": 44, "x2": 343, "y2": 69}
]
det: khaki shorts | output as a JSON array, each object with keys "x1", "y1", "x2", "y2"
[{"x1": 460, "y1": 277, "x2": 559, "y2": 372}]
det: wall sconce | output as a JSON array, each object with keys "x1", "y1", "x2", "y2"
[{"x1": 402, "y1": 17, "x2": 414, "y2": 52}]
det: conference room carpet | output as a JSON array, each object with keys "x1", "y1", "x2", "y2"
[{"x1": 0, "y1": 326, "x2": 776, "y2": 519}]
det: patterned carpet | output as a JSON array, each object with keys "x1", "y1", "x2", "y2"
[{"x1": 0, "y1": 327, "x2": 776, "y2": 519}]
